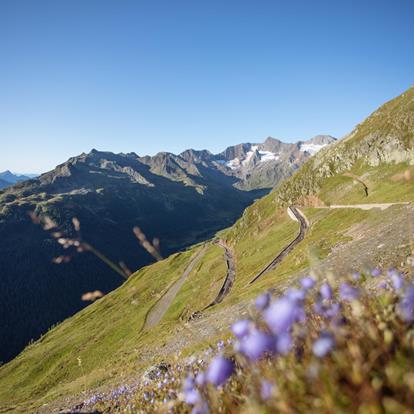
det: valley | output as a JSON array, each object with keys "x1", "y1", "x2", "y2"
[
  {"x1": 0, "y1": 86, "x2": 413, "y2": 413},
  {"x1": 2, "y1": 135, "x2": 330, "y2": 363}
]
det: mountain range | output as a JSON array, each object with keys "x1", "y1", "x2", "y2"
[
  {"x1": 0, "y1": 171, "x2": 36, "y2": 189},
  {"x1": 0, "y1": 135, "x2": 334, "y2": 364},
  {"x1": 0, "y1": 86, "x2": 413, "y2": 413}
]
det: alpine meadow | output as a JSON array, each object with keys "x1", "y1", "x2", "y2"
[{"x1": 1, "y1": 2, "x2": 414, "y2": 413}]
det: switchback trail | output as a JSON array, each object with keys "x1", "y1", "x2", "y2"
[
  {"x1": 144, "y1": 245, "x2": 207, "y2": 329},
  {"x1": 205, "y1": 240, "x2": 236, "y2": 308},
  {"x1": 249, "y1": 206, "x2": 308, "y2": 284}
]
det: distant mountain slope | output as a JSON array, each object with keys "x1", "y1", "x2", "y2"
[
  {"x1": 0, "y1": 170, "x2": 34, "y2": 189},
  {"x1": 0, "y1": 87, "x2": 412, "y2": 414},
  {"x1": 212, "y1": 135, "x2": 336, "y2": 190},
  {"x1": 0, "y1": 135, "x2": 333, "y2": 363},
  {"x1": 0, "y1": 150, "x2": 263, "y2": 364},
  {"x1": 0, "y1": 178, "x2": 10, "y2": 190},
  {"x1": 0, "y1": 170, "x2": 31, "y2": 184},
  {"x1": 138, "y1": 135, "x2": 335, "y2": 191}
]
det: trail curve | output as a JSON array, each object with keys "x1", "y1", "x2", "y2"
[
  {"x1": 205, "y1": 240, "x2": 236, "y2": 308},
  {"x1": 249, "y1": 206, "x2": 308, "y2": 284},
  {"x1": 144, "y1": 245, "x2": 207, "y2": 329}
]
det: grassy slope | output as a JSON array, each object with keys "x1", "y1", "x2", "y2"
[
  {"x1": 0, "y1": 249, "x2": 200, "y2": 411},
  {"x1": 1, "y1": 86, "x2": 414, "y2": 412}
]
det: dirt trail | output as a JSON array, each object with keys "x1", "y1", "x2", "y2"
[
  {"x1": 144, "y1": 245, "x2": 207, "y2": 329},
  {"x1": 249, "y1": 206, "x2": 308, "y2": 284},
  {"x1": 205, "y1": 240, "x2": 236, "y2": 308},
  {"x1": 316, "y1": 202, "x2": 410, "y2": 211}
]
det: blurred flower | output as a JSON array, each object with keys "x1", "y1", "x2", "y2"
[
  {"x1": 240, "y1": 329, "x2": 274, "y2": 361},
  {"x1": 398, "y1": 284, "x2": 414, "y2": 322},
  {"x1": 313, "y1": 301, "x2": 340, "y2": 319},
  {"x1": 255, "y1": 292, "x2": 271, "y2": 311},
  {"x1": 183, "y1": 375, "x2": 195, "y2": 392},
  {"x1": 206, "y1": 356, "x2": 234, "y2": 386},
  {"x1": 377, "y1": 280, "x2": 388, "y2": 289},
  {"x1": 301, "y1": 276, "x2": 316, "y2": 290},
  {"x1": 231, "y1": 320, "x2": 251, "y2": 340},
  {"x1": 312, "y1": 332, "x2": 335, "y2": 357},
  {"x1": 339, "y1": 283, "x2": 360, "y2": 301},
  {"x1": 264, "y1": 297, "x2": 299, "y2": 334},
  {"x1": 352, "y1": 272, "x2": 361, "y2": 280},
  {"x1": 191, "y1": 402, "x2": 210, "y2": 414},
  {"x1": 195, "y1": 372, "x2": 206, "y2": 387},
  {"x1": 275, "y1": 332, "x2": 292, "y2": 354},
  {"x1": 185, "y1": 389, "x2": 202, "y2": 405},
  {"x1": 260, "y1": 380, "x2": 275, "y2": 400},
  {"x1": 371, "y1": 268, "x2": 382, "y2": 277},
  {"x1": 286, "y1": 288, "x2": 306, "y2": 302},
  {"x1": 389, "y1": 270, "x2": 404, "y2": 291},
  {"x1": 320, "y1": 282, "x2": 333, "y2": 300}
]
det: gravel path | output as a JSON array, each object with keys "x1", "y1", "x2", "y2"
[
  {"x1": 205, "y1": 240, "x2": 236, "y2": 308},
  {"x1": 316, "y1": 202, "x2": 410, "y2": 210},
  {"x1": 249, "y1": 206, "x2": 308, "y2": 284},
  {"x1": 144, "y1": 245, "x2": 207, "y2": 329}
]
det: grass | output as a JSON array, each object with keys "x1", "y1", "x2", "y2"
[
  {"x1": 318, "y1": 161, "x2": 414, "y2": 205},
  {"x1": 78, "y1": 266, "x2": 414, "y2": 414},
  {"x1": 0, "y1": 249, "x2": 198, "y2": 412},
  {"x1": 1, "y1": 152, "x2": 414, "y2": 412},
  {"x1": 163, "y1": 243, "x2": 227, "y2": 321}
]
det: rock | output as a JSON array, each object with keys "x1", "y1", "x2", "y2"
[{"x1": 142, "y1": 362, "x2": 170, "y2": 380}]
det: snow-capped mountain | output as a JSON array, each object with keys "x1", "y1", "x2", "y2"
[
  {"x1": 212, "y1": 135, "x2": 336, "y2": 189},
  {"x1": 299, "y1": 135, "x2": 337, "y2": 155}
]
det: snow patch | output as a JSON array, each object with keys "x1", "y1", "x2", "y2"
[
  {"x1": 226, "y1": 158, "x2": 241, "y2": 170},
  {"x1": 258, "y1": 150, "x2": 280, "y2": 162},
  {"x1": 242, "y1": 145, "x2": 258, "y2": 166},
  {"x1": 300, "y1": 143, "x2": 327, "y2": 155}
]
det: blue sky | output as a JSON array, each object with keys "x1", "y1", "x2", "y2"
[{"x1": 1, "y1": 0, "x2": 413, "y2": 173}]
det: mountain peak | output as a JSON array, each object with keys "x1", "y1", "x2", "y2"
[
  {"x1": 306, "y1": 135, "x2": 337, "y2": 145},
  {"x1": 0, "y1": 170, "x2": 31, "y2": 185}
]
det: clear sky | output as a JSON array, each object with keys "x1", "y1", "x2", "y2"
[{"x1": 1, "y1": 0, "x2": 413, "y2": 173}]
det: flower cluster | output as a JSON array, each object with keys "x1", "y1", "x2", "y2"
[{"x1": 78, "y1": 266, "x2": 414, "y2": 413}]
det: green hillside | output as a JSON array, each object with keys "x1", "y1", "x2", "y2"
[{"x1": 1, "y1": 86, "x2": 414, "y2": 413}]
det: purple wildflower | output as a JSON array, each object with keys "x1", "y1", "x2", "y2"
[
  {"x1": 260, "y1": 380, "x2": 274, "y2": 400},
  {"x1": 390, "y1": 271, "x2": 404, "y2": 291},
  {"x1": 387, "y1": 268, "x2": 397, "y2": 277},
  {"x1": 255, "y1": 292, "x2": 271, "y2": 311},
  {"x1": 263, "y1": 297, "x2": 298, "y2": 334},
  {"x1": 191, "y1": 402, "x2": 210, "y2": 414},
  {"x1": 371, "y1": 268, "x2": 382, "y2": 277},
  {"x1": 301, "y1": 276, "x2": 316, "y2": 290},
  {"x1": 275, "y1": 332, "x2": 292, "y2": 354},
  {"x1": 320, "y1": 282, "x2": 333, "y2": 300},
  {"x1": 339, "y1": 283, "x2": 360, "y2": 301},
  {"x1": 398, "y1": 284, "x2": 414, "y2": 322},
  {"x1": 231, "y1": 319, "x2": 251, "y2": 340},
  {"x1": 183, "y1": 375, "x2": 195, "y2": 392},
  {"x1": 286, "y1": 288, "x2": 306, "y2": 302},
  {"x1": 195, "y1": 372, "x2": 206, "y2": 387},
  {"x1": 206, "y1": 356, "x2": 234, "y2": 386},
  {"x1": 185, "y1": 389, "x2": 202, "y2": 405},
  {"x1": 312, "y1": 332, "x2": 335, "y2": 357},
  {"x1": 325, "y1": 302, "x2": 341, "y2": 319},
  {"x1": 240, "y1": 329, "x2": 274, "y2": 361},
  {"x1": 377, "y1": 280, "x2": 388, "y2": 290},
  {"x1": 352, "y1": 271, "x2": 361, "y2": 280}
]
